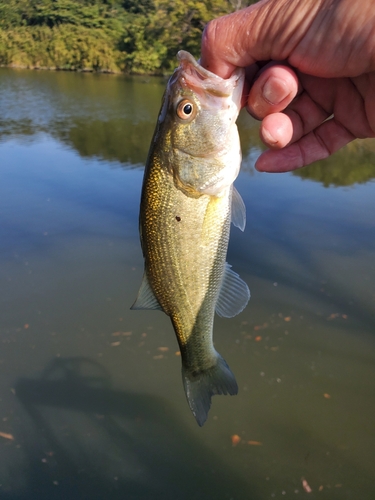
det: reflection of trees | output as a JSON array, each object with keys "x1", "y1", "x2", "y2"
[
  {"x1": 0, "y1": 69, "x2": 165, "y2": 167},
  {"x1": 1, "y1": 65, "x2": 374, "y2": 186},
  {"x1": 238, "y1": 112, "x2": 263, "y2": 149},
  {"x1": 59, "y1": 118, "x2": 155, "y2": 166},
  {"x1": 0, "y1": 119, "x2": 36, "y2": 138},
  {"x1": 238, "y1": 112, "x2": 375, "y2": 187},
  {"x1": 2, "y1": 112, "x2": 375, "y2": 186},
  {"x1": 293, "y1": 139, "x2": 375, "y2": 187},
  {"x1": 0, "y1": 117, "x2": 156, "y2": 167},
  {"x1": 59, "y1": 108, "x2": 264, "y2": 169}
]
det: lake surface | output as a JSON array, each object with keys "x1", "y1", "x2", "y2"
[{"x1": 0, "y1": 67, "x2": 374, "y2": 500}]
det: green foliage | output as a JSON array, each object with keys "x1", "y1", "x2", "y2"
[
  {"x1": 0, "y1": 0, "x2": 256, "y2": 73},
  {"x1": 0, "y1": 25, "x2": 123, "y2": 71}
]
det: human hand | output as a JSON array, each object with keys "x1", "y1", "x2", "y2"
[{"x1": 200, "y1": 0, "x2": 375, "y2": 172}]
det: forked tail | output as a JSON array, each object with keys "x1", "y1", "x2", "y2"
[{"x1": 182, "y1": 353, "x2": 238, "y2": 426}]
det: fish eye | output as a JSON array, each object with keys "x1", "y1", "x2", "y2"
[{"x1": 176, "y1": 99, "x2": 196, "y2": 120}]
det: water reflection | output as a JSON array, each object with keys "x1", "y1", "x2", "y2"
[
  {"x1": 0, "y1": 67, "x2": 165, "y2": 167},
  {"x1": 293, "y1": 139, "x2": 375, "y2": 187},
  {"x1": 0, "y1": 68, "x2": 374, "y2": 500},
  {"x1": 3, "y1": 67, "x2": 374, "y2": 186},
  {"x1": 61, "y1": 118, "x2": 155, "y2": 166}
]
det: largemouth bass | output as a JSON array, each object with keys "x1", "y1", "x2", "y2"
[{"x1": 132, "y1": 51, "x2": 250, "y2": 426}]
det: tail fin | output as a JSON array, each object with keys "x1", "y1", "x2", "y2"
[{"x1": 182, "y1": 353, "x2": 238, "y2": 427}]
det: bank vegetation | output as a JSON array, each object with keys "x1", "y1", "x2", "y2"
[{"x1": 0, "y1": 0, "x2": 253, "y2": 74}]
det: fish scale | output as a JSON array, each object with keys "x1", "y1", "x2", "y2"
[
  {"x1": 132, "y1": 51, "x2": 250, "y2": 426},
  {"x1": 142, "y1": 155, "x2": 230, "y2": 332}
]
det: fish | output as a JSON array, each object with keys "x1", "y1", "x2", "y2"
[{"x1": 132, "y1": 50, "x2": 250, "y2": 426}]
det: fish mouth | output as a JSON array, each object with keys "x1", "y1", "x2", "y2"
[
  {"x1": 176, "y1": 50, "x2": 244, "y2": 102},
  {"x1": 177, "y1": 51, "x2": 225, "y2": 85}
]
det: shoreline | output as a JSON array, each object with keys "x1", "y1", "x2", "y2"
[
  {"x1": 1, "y1": 63, "x2": 123, "y2": 75},
  {"x1": 0, "y1": 63, "x2": 168, "y2": 77}
]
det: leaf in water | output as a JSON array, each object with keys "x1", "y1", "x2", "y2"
[
  {"x1": 254, "y1": 322, "x2": 268, "y2": 331},
  {"x1": 327, "y1": 313, "x2": 340, "y2": 320},
  {"x1": 231, "y1": 435, "x2": 241, "y2": 446},
  {"x1": 0, "y1": 432, "x2": 14, "y2": 440},
  {"x1": 302, "y1": 478, "x2": 312, "y2": 493},
  {"x1": 112, "y1": 331, "x2": 132, "y2": 336}
]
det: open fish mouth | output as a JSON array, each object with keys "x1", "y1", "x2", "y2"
[
  {"x1": 176, "y1": 50, "x2": 244, "y2": 101},
  {"x1": 177, "y1": 51, "x2": 225, "y2": 83}
]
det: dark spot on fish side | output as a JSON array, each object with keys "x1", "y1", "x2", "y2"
[{"x1": 175, "y1": 216, "x2": 181, "y2": 222}]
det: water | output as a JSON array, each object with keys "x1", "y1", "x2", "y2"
[{"x1": 0, "y1": 67, "x2": 374, "y2": 500}]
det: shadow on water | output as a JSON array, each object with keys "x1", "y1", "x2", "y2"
[{"x1": 13, "y1": 357, "x2": 254, "y2": 500}]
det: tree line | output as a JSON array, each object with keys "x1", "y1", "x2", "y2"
[{"x1": 0, "y1": 0, "x2": 253, "y2": 74}]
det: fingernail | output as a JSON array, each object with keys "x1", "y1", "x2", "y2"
[{"x1": 262, "y1": 77, "x2": 289, "y2": 106}]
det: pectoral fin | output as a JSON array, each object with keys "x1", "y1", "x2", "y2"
[
  {"x1": 231, "y1": 186, "x2": 246, "y2": 231},
  {"x1": 215, "y1": 263, "x2": 250, "y2": 318},
  {"x1": 131, "y1": 272, "x2": 163, "y2": 311}
]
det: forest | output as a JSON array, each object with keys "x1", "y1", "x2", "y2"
[{"x1": 0, "y1": 0, "x2": 253, "y2": 74}]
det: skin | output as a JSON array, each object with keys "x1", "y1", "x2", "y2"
[{"x1": 200, "y1": 0, "x2": 375, "y2": 172}]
